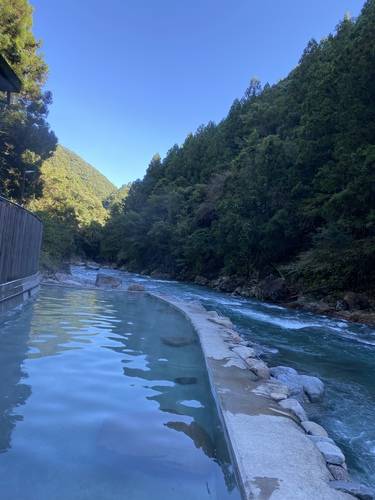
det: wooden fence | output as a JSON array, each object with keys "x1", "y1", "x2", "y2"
[{"x1": 0, "y1": 196, "x2": 43, "y2": 284}]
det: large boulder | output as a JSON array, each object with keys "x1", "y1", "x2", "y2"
[
  {"x1": 279, "y1": 398, "x2": 307, "y2": 422},
  {"x1": 315, "y1": 441, "x2": 345, "y2": 465},
  {"x1": 270, "y1": 366, "x2": 304, "y2": 399},
  {"x1": 300, "y1": 375, "x2": 325, "y2": 402},
  {"x1": 308, "y1": 435, "x2": 336, "y2": 446},
  {"x1": 95, "y1": 274, "x2": 121, "y2": 288},
  {"x1": 270, "y1": 366, "x2": 325, "y2": 402},
  {"x1": 328, "y1": 465, "x2": 350, "y2": 481},
  {"x1": 301, "y1": 421, "x2": 328, "y2": 437}
]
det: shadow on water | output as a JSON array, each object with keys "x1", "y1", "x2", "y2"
[
  {"x1": 0, "y1": 305, "x2": 33, "y2": 454},
  {"x1": 100, "y1": 293, "x2": 238, "y2": 492}
]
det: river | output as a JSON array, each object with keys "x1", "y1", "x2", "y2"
[{"x1": 71, "y1": 265, "x2": 375, "y2": 489}]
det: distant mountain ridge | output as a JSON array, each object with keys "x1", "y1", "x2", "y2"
[
  {"x1": 59, "y1": 146, "x2": 117, "y2": 203},
  {"x1": 28, "y1": 145, "x2": 125, "y2": 265}
]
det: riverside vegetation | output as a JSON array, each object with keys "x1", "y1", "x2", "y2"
[
  {"x1": 28, "y1": 145, "x2": 130, "y2": 269},
  {"x1": 98, "y1": 0, "x2": 375, "y2": 321},
  {"x1": 1, "y1": 0, "x2": 375, "y2": 321}
]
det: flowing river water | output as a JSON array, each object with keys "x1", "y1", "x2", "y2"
[{"x1": 71, "y1": 265, "x2": 375, "y2": 490}]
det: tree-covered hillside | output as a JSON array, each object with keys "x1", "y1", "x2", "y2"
[
  {"x1": 100, "y1": 0, "x2": 375, "y2": 302},
  {"x1": 104, "y1": 182, "x2": 132, "y2": 209},
  {"x1": 28, "y1": 145, "x2": 117, "y2": 266}
]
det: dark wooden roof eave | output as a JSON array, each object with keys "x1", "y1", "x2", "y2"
[{"x1": 0, "y1": 55, "x2": 22, "y2": 93}]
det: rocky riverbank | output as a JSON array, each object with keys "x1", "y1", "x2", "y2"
[
  {"x1": 44, "y1": 261, "x2": 375, "y2": 326},
  {"x1": 154, "y1": 295, "x2": 374, "y2": 500},
  {"x1": 191, "y1": 274, "x2": 375, "y2": 327}
]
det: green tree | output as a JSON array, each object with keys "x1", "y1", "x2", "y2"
[
  {"x1": 0, "y1": 0, "x2": 56, "y2": 202},
  {"x1": 100, "y1": 0, "x2": 375, "y2": 298}
]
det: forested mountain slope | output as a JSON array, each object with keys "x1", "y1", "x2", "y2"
[
  {"x1": 28, "y1": 145, "x2": 116, "y2": 265},
  {"x1": 104, "y1": 183, "x2": 132, "y2": 209},
  {"x1": 100, "y1": 0, "x2": 375, "y2": 305}
]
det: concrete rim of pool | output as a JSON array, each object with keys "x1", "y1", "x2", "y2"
[{"x1": 149, "y1": 292, "x2": 353, "y2": 500}]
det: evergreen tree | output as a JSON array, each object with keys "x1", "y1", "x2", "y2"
[
  {"x1": 0, "y1": 0, "x2": 56, "y2": 202},
  {"x1": 100, "y1": 0, "x2": 375, "y2": 298}
]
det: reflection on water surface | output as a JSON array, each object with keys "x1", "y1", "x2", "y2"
[{"x1": 0, "y1": 286, "x2": 240, "y2": 500}]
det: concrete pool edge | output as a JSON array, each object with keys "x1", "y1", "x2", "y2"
[
  {"x1": 149, "y1": 293, "x2": 353, "y2": 500},
  {"x1": 0, "y1": 272, "x2": 41, "y2": 313}
]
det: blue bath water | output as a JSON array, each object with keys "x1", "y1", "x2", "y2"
[
  {"x1": 71, "y1": 266, "x2": 375, "y2": 489},
  {"x1": 0, "y1": 286, "x2": 241, "y2": 500}
]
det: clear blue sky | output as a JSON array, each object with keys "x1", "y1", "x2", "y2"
[{"x1": 30, "y1": 0, "x2": 365, "y2": 187}]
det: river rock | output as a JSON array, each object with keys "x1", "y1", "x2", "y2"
[
  {"x1": 270, "y1": 366, "x2": 304, "y2": 399},
  {"x1": 245, "y1": 358, "x2": 270, "y2": 379},
  {"x1": 301, "y1": 421, "x2": 328, "y2": 437},
  {"x1": 207, "y1": 311, "x2": 233, "y2": 329},
  {"x1": 254, "y1": 275, "x2": 289, "y2": 302},
  {"x1": 330, "y1": 481, "x2": 374, "y2": 500},
  {"x1": 315, "y1": 441, "x2": 345, "y2": 465},
  {"x1": 271, "y1": 366, "x2": 298, "y2": 377},
  {"x1": 336, "y1": 300, "x2": 349, "y2": 311},
  {"x1": 95, "y1": 274, "x2": 121, "y2": 288},
  {"x1": 231, "y1": 345, "x2": 257, "y2": 360},
  {"x1": 343, "y1": 292, "x2": 370, "y2": 311},
  {"x1": 52, "y1": 272, "x2": 85, "y2": 287},
  {"x1": 210, "y1": 276, "x2": 242, "y2": 293},
  {"x1": 55, "y1": 271, "x2": 72, "y2": 282},
  {"x1": 300, "y1": 375, "x2": 325, "y2": 402},
  {"x1": 233, "y1": 286, "x2": 257, "y2": 298},
  {"x1": 150, "y1": 271, "x2": 172, "y2": 280},
  {"x1": 308, "y1": 435, "x2": 335, "y2": 446},
  {"x1": 227, "y1": 333, "x2": 243, "y2": 344},
  {"x1": 328, "y1": 464, "x2": 350, "y2": 481},
  {"x1": 270, "y1": 366, "x2": 325, "y2": 402},
  {"x1": 279, "y1": 398, "x2": 307, "y2": 422},
  {"x1": 161, "y1": 336, "x2": 195, "y2": 347},
  {"x1": 194, "y1": 275, "x2": 209, "y2": 286},
  {"x1": 128, "y1": 283, "x2": 145, "y2": 292}
]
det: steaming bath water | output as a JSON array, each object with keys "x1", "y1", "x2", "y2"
[
  {"x1": 72, "y1": 266, "x2": 375, "y2": 489},
  {"x1": 0, "y1": 286, "x2": 240, "y2": 500}
]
